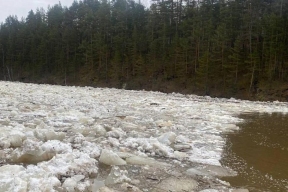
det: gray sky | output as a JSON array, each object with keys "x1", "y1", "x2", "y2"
[
  {"x1": 0, "y1": 0, "x2": 75, "y2": 23},
  {"x1": 0, "y1": 0, "x2": 151, "y2": 23}
]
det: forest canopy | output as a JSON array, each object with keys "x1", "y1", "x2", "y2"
[{"x1": 0, "y1": 0, "x2": 287, "y2": 100}]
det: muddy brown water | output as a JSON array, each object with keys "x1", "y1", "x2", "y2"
[{"x1": 221, "y1": 113, "x2": 288, "y2": 192}]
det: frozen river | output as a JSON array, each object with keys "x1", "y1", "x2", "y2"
[{"x1": 0, "y1": 81, "x2": 287, "y2": 191}]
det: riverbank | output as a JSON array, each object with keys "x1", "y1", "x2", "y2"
[{"x1": 17, "y1": 75, "x2": 288, "y2": 102}]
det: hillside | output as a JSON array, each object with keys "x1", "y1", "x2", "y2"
[{"x1": 0, "y1": 0, "x2": 288, "y2": 101}]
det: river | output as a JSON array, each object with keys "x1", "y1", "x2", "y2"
[{"x1": 222, "y1": 113, "x2": 288, "y2": 192}]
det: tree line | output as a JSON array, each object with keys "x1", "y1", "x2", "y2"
[{"x1": 0, "y1": 0, "x2": 287, "y2": 100}]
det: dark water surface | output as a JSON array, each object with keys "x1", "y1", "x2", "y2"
[{"x1": 221, "y1": 113, "x2": 288, "y2": 192}]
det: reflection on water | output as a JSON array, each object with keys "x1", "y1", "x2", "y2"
[{"x1": 221, "y1": 113, "x2": 288, "y2": 192}]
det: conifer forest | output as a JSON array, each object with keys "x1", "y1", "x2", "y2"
[{"x1": 0, "y1": 0, "x2": 288, "y2": 100}]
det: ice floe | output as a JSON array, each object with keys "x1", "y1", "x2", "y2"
[{"x1": 0, "y1": 81, "x2": 287, "y2": 191}]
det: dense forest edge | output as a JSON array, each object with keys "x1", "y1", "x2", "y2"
[{"x1": 0, "y1": 0, "x2": 288, "y2": 101}]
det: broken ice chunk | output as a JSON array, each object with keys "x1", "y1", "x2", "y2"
[
  {"x1": 9, "y1": 138, "x2": 56, "y2": 164},
  {"x1": 99, "y1": 149, "x2": 126, "y2": 165},
  {"x1": 152, "y1": 142, "x2": 173, "y2": 157},
  {"x1": 10, "y1": 110, "x2": 18, "y2": 117},
  {"x1": 95, "y1": 124, "x2": 107, "y2": 136},
  {"x1": 157, "y1": 132, "x2": 176, "y2": 145},
  {"x1": 173, "y1": 144, "x2": 192, "y2": 152},
  {"x1": 90, "y1": 179, "x2": 105, "y2": 191},
  {"x1": 77, "y1": 124, "x2": 108, "y2": 137},
  {"x1": 9, "y1": 133, "x2": 26, "y2": 147},
  {"x1": 0, "y1": 129, "x2": 27, "y2": 148},
  {"x1": 0, "y1": 118, "x2": 10, "y2": 126},
  {"x1": 106, "y1": 128, "x2": 126, "y2": 139},
  {"x1": 108, "y1": 137, "x2": 120, "y2": 147},
  {"x1": 78, "y1": 141, "x2": 101, "y2": 158},
  {"x1": 34, "y1": 129, "x2": 65, "y2": 141},
  {"x1": 0, "y1": 165, "x2": 27, "y2": 192},
  {"x1": 185, "y1": 165, "x2": 237, "y2": 177},
  {"x1": 38, "y1": 152, "x2": 98, "y2": 178},
  {"x1": 126, "y1": 156, "x2": 169, "y2": 167},
  {"x1": 10, "y1": 150, "x2": 55, "y2": 164},
  {"x1": 45, "y1": 130, "x2": 66, "y2": 141},
  {"x1": 155, "y1": 120, "x2": 173, "y2": 127},
  {"x1": 41, "y1": 140, "x2": 72, "y2": 154},
  {"x1": 0, "y1": 177, "x2": 27, "y2": 192},
  {"x1": 173, "y1": 151, "x2": 189, "y2": 159},
  {"x1": 62, "y1": 175, "x2": 88, "y2": 192},
  {"x1": 123, "y1": 137, "x2": 174, "y2": 157},
  {"x1": 22, "y1": 138, "x2": 44, "y2": 155},
  {"x1": 175, "y1": 135, "x2": 189, "y2": 143},
  {"x1": 199, "y1": 189, "x2": 219, "y2": 192},
  {"x1": 153, "y1": 177, "x2": 198, "y2": 191},
  {"x1": 0, "y1": 137, "x2": 10, "y2": 148},
  {"x1": 0, "y1": 164, "x2": 25, "y2": 174},
  {"x1": 105, "y1": 166, "x2": 130, "y2": 185},
  {"x1": 98, "y1": 186, "x2": 117, "y2": 192},
  {"x1": 120, "y1": 183, "x2": 142, "y2": 192},
  {"x1": 27, "y1": 175, "x2": 61, "y2": 192},
  {"x1": 79, "y1": 116, "x2": 94, "y2": 125},
  {"x1": 35, "y1": 120, "x2": 47, "y2": 129}
]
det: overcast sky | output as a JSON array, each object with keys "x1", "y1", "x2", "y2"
[
  {"x1": 0, "y1": 0, "x2": 75, "y2": 23},
  {"x1": 0, "y1": 0, "x2": 150, "y2": 23}
]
